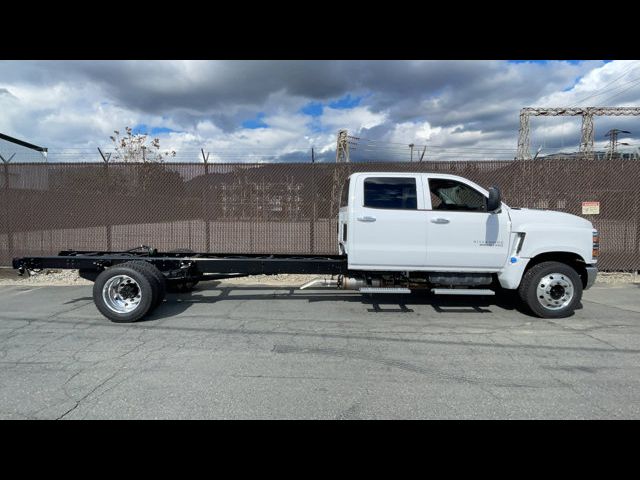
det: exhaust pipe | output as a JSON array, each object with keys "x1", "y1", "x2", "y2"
[
  {"x1": 299, "y1": 278, "x2": 339, "y2": 290},
  {"x1": 300, "y1": 276, "x2": 384, "y2": 290},
  {"x1": 341, "y1": 276, "x2": 381, "y2": 290},
  {"x1": 300, "y1": 276, "x2": 384, "y2": 291}
]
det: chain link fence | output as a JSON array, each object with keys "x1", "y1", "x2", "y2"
[{"x1": 1, "y1": 159, "x2": 638, "y2": 270}]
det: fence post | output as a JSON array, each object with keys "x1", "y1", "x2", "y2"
[
  {"x1": 103, "y1": 161, "x2": 112, "y2": 251},
  {"x1": 636, "y1": 190, "x2": 640, "y2": 270},
  {"x1": 2, "y1": 156, "x2": 14, "y2": 261},
  {"x1": 202, "y1": 153, "x2": 211, "y2": 254},
  {"x1": 310, "y1": 162, "x2": 316, "y2": 254}
]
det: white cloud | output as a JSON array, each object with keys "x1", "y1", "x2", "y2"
[
  {"x1": 1, "y1": 60, "x2": 639, "y2": 162},
  {"x1": 385, "y1": 121, "x2": 442, "y2": 144},
  {"x1": 538, "y1": 60, "x2": 640, "y2": 107},
  {"x1": 320, "y1": 106, "x2": 387, "y2": 132}
]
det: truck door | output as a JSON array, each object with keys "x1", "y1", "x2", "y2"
[
  {"x1": 424, "y1": 176, "x2": 510, "y2": 269},
  {"x1": 349, "y1": 175, "x2": 428, "y2": 269}
]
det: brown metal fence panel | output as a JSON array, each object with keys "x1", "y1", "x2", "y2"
[{"x1": 1, "y1": 160, "x2": 638, "y2": 270}]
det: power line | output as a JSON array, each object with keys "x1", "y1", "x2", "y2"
[
  {"x1": 569, "y1": 61, "x2": 640, "y2": 107},
  {"x1": 593, "y1": 77, "x2": 640, "y2": 105}
]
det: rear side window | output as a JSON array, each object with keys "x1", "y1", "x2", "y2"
[
  {"x1": 364, "y1": 177, "x2": 417, "y2": 210},
  {"x1": 340, "y1": 178, "x2": 350, "y2": 207}
]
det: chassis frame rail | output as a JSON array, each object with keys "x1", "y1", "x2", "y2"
[{"x1": 12, "y1": 249, "x2": 348, "y2": 276}]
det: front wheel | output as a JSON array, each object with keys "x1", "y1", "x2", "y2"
[{"x1": 518, "y1": 261, "x2": 583, "y2": 318}]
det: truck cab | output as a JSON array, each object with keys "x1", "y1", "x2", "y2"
[{"x1": 338, "y1": 172, "x2": 598, "y2": 318}]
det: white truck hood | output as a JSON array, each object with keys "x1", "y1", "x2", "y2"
[{"x1": 507, "y1": 207, "x2": 593, "y2": 230}]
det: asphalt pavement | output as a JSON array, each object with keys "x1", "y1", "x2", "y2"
[{"x1": 1, "y1": 281, "x2": 639, "y2": 419}]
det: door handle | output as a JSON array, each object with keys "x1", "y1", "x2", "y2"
[
  {"x1": 430, "y1": 217, "x2": 450, "y2": 224},
  {"x1": 357, "y1": 216, "x2": 377, "y2": 222}
]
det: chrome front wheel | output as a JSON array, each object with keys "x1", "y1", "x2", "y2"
[{"x1": 535, "y1": 273, "x2": 574, "y2": 310}]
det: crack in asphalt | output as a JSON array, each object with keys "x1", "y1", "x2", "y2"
[
  {"x1": 3, "y1": 314, "x2": 640, "y2": 355},
  {"x1": 56, "y1": 369, "x2": 121, "y2": 420},
  {"x1": 272, "y1": 344, "x2": 544, "y2": 388}
]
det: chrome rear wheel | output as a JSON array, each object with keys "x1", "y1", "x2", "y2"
[{"x1": 102, "y1": 275, "x2": 143, "y2": 314}]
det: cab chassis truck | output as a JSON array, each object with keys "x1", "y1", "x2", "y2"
[{"x1": 12, "y1": 172, "x2": 599, "y2": 323}]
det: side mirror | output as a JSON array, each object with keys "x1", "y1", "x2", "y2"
[{"x1": 487, "y1": 186, "x2": 501, "y2": 212}]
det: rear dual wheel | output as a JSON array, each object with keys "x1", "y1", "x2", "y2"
[{"x1": 93, "y1": 261, "x2": 166, "y2": 323}]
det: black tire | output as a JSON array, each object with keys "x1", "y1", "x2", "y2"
[
  {"x1": 518, "y1": 261, "x2": 583, "y2": 318},
  {"x1": 93, "y1": 263, "x2": 157, "y2": 323},
  {"x1": 118, "y1": 261, "x2": 162, "y2": 307},
  {"x1": 132, "y1": 261, "x2": 167, "y2": 307}
]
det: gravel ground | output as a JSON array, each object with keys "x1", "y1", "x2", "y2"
[
  {"x1": 0, "y1": 268, "x2": 322, "y2": 287},
  {"x1": 593, "y1": 271, "x2": 640, "y2": 284},
  {"x1": 0, "y1": 269, "x2": 93, "y2": 286},
  {"x1": 0, "y1": 268, "x2": 637, "y2": 287}
]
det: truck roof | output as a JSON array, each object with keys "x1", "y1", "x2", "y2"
[
  {"x1": 349, "y1": 171, "x2": 472, "y2": 181},
  {"x1": 348, "y1": 171, "x2": 490, "y2": 195}
]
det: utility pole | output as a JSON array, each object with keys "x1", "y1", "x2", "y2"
[
  {"x1": 311, "y1": 147, "x2": 315, "y2": 163},
  {"x1": 419, "y1": 146, "x2": 426, "y2": 162},
  {"x1": 409, "y1": 143, "x2": 414, "y2": 162}
]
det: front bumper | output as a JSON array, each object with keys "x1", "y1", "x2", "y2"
[{"x1": 584, "y1": 265, "x2": 598, "y2": 290}]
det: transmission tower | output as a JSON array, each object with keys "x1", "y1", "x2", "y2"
[
  {"x1": 336, "y1": 129, "x2": 350, "y2": 163},
  {"x1": 604, "y1": 129, "x2": 631, "y2": 160},
  {"x1": 516, "y1": 107, "x2": 640, "y2": 160},
  {"x1": 335, "y1": 129, "x2": 361, "y2": 163}
]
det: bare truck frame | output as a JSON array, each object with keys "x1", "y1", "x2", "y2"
[{"x1": 12, "y1": 246, "x2": 348, "y2": 322}]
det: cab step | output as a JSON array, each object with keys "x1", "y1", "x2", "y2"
[
  {"x1": 359, "y1": 287, "x2": 411, "y2": 294},
  {"x1": 431, "y1": 288, "x2": 495, "y2": 296}
]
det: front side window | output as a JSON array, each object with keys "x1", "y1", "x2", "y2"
[
  {"x1": 364, "y1": 177, "x2": 417, "y2": 210},
  {"x1": 428, "y1": 178, "x2": 486, "y2": 212}
]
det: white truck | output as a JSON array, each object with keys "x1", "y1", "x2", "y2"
[
  {"x1": 13, "y1": 171, "x2": 598, "y2": 322},
  {"x1": 333, "y1": 172, "x2": 598, "y2": 318}
]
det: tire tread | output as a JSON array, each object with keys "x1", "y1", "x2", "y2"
[{"x1": 518, "y1": 261, "x2": 582, "y2": 318}]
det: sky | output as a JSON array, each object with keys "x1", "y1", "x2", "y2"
[{"x1": 1, "y1": 60, "x2": 639, "y2": 162}]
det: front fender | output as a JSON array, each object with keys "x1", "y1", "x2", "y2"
[{"x1": 517, "y1": 226, "x2": 593, "y2": 263}]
